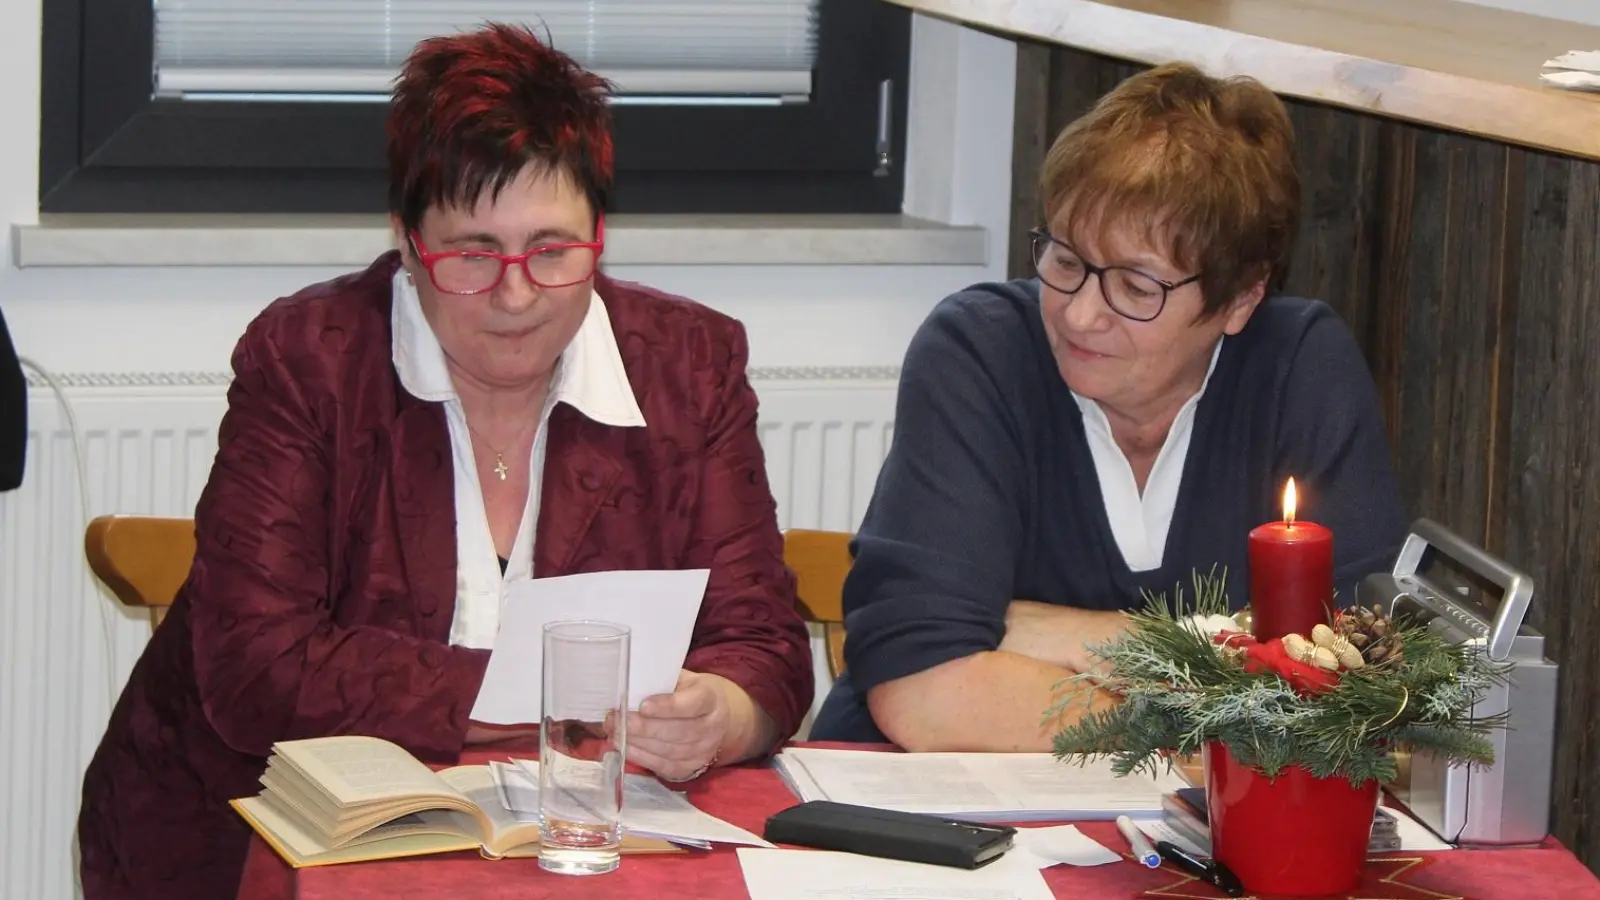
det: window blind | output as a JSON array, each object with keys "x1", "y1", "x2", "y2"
[{"x1": 153, "y1": 1, "x2": 821, "y2": 99}]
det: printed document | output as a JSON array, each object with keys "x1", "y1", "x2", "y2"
[
  {"x1": 774, "y1": 747, "x2": 1182, "y2": 821},
  {"x1": 469, "y1": 568, "x2": 710, "y2": 723},
  {"x1": 492, "y1": 759, "x2": 771, "y2": 849}
]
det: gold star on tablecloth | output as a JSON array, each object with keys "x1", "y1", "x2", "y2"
[{"x1": 1140, "y1": 856, "x2": 1467, "y2": 900}]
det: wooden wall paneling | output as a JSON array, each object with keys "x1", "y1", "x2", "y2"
[
  {"x1": 1506, "y1": 150, "x2": 1600, "y2": 866},
  {"x1": 1482, "y1": 146, "x2": 1523, "y2": 559},
  {"x1": 1366, "y1": 125, "x2": 1419, "y2": 445},
  {"x1": 1041, "y1": 48, "x2": 1141, "y2": 153},
  {"x1": 1008, "y1": 40, "x2": 1052, "y2": 281},
  {"x1": 1385, "y1": 129, "x2": 1514, "y2": 549},
  {"x1": 1275, "y1": 101, "x2": 1386, "y2": 392}
]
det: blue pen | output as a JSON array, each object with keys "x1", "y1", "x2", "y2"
[{"x1": 1115, "y1": 815, "x2": 1161, "y2": 868}]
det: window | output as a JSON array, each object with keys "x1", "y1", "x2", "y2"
[{"x1": 39, "y1": 0, "x2": 910, "y2": 215}]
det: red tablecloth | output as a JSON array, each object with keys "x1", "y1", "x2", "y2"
[{"x1": 234, "y1": 746, "x2": 1600, "y2": 900}]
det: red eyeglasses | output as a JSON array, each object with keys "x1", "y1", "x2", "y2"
[{"x1": 409, "y1": 218, "x2": 605, "y2": 295}]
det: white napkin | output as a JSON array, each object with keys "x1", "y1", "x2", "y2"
[
  {"x1": 1541, "y1": 50, "x2": 1600, "y2": 90},
  {"x1": 1008, "y1": 825, "x2": 1123, "y2": 868}
]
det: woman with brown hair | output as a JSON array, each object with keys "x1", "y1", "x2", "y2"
[{"x1": 812, "y1": 63, "x2": 1405, "y2": 752}]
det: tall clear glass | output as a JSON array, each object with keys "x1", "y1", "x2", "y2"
[{"x1": 538, "y1": 620, "x2": 630, "y2": 875}]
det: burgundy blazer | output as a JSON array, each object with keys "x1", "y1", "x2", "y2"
[{"x1": 77, "y1": 253, "x2": 814, "y2": 899}]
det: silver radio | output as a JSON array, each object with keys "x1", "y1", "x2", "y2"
[{"x1": 1357, "y1": 518, "x2": 1556, "y2": 846}]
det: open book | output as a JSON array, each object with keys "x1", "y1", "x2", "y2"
[{"x1": 231, "y1": 735, "x2": 678, "y2": 868}]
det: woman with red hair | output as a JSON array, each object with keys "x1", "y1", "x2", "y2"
[{"x1": 77, "y1": 23, "x2": 812, "y2": 898}]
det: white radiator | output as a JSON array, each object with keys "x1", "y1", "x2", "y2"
[{"x1": 0, "y1": 367, "x2": 897, "y2": 900}]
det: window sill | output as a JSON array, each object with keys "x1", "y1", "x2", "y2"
[{"x1": 11, "y1": 213, "x2": 987, "y2": 268}]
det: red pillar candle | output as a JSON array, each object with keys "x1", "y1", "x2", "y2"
[{"x1": 1249, "y1": 478, "x2": 1334, "y2": 641}]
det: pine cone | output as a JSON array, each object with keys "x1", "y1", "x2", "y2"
[{"x1": 1336, "y1": 604, "x2": 1402, "y2": 666}]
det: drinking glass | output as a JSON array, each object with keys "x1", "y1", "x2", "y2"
[{"x1": 538, "y1": 620, "x2": 630, "y2": 875}]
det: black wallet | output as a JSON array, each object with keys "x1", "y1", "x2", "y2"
[{"x1": 763, "y1": 800, "x2": 1017, "y2": 869}]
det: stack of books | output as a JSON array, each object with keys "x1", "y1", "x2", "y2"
[{"x1": 1161, "y1": 787, "x2": 1400, "y2": 853}]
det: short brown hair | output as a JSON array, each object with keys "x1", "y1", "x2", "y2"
[{"x1": 1039, "y1": 63, "x2": 1300, "y2": 315}]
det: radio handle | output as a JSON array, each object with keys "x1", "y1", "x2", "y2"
[{"x1": 1391, "y1": 518, "x2": 1533, "y2": 662}]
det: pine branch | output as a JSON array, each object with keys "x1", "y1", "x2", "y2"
[{"x1": 1050, "y1": 572, "x2": 1511, "y2": 783}]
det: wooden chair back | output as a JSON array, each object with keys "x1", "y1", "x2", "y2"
[
  {"x1": 782, "y1": 529, "x2": 854, "y2": 678},
  {"x1": 84, "y1": 515, "x2": 196, "y2": 629}
]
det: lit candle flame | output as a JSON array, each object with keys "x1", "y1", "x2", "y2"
[{"x1": 1282, "y1": 477, "x2": 1298, "y2": 526}]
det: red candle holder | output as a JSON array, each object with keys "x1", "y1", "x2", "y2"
[{"x1": 1205, "y1": 742, "x2": 1381, "y2": 896}]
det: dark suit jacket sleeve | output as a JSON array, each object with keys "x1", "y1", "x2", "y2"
[
  {"x1": 679, "y1": 319, "x2": 815, "y2": 745},
  {"x1": 1277, "y1": 308, "x2": 1408, "y2": 602},
  {"x1": 838, "y1": 294, "x2": 1026, "y2": 694},
  {"x1": 185, "y1": 320, "x2": 489, "y2": 762}
]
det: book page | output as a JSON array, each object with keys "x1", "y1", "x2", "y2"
[
  {"x1": 272, "y1": 736, "x2": 462, "y2": 806},
  {"x1": 437, "y1": 765, "x2": 541, "y2": 855},
  {"x1": 962, "y1": 754, "x2": 1183, "y2": 818},
  {"x1": 509, "y1": 758, "x2": 768, "y2": 847},
  {"x1": 233, "y1": 797, "x2": 480, "y2": 868},
  {"x1": 620, "y1": 777, "x2": 774, "y2": 848},
  {"x1": 777, "y1": 749, "x2": 1177, "y2": 820},
  {"x1": 778, "y1": 749, "x2": 1011, "y2": 813},
  {"x1": 436, "y1": 765, "x2": 680, "y2": 856},
  {"x1": 260, "y1": 767, "x2": 343, "y2": 837},
  {"x1": 738, "y1": 848, "x2": 1055, "y2": 900}
]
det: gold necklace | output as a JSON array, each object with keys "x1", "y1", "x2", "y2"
[{"x1": 466, "y1": 418, "x2": 536, "y2": 482}]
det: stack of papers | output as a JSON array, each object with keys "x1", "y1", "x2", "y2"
[
  {"x1": 1541, "y1": 51, "x2": 1600, "y2": 91},
  {"x1": 773, "y1": 747, "x2": 1183, "y2": 821},
  {"x1": 492, "y1": 759, "x2": 771, "y2": 849}
]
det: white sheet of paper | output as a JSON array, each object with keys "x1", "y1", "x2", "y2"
[
  {"x1": 618, "y1": 774, "x2": 774, "y2": 848},
  {"x1": 1541, "y1": 51, "x2": 1600, "y2": 90},
  {"x1": 1010, "y1": 825, "x2": 1121, "y2": 868},
  {"x1": 774, "y1": 748, "x2": 1180, "y2": 820},
  {"x1": 488, "y1": 760, "x2": 540, "y2": 824},
  {"x1": 469, "y1": 568, "x2": 710, "y2": 723},
  {"x1": 503, "y1": 758, "x2": 772, "y2": 848},
  {"x1": 1540, "y1": 70, "x2": 1600, "y2": 91},
  {"x1": 737, "y1": 847, "x2": 1056, "y2": 900},
  {"x1": 1544, "y1": 50, "x2": 1600, "y2": 73}
]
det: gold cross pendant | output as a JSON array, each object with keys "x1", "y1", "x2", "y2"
[{"x1": 493, "y1": 455, "x2": 509, "y2": 481}]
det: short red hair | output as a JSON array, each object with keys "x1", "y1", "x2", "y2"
[{"x1": 387, "y1": 23, "x2": 614, "y2": 231}]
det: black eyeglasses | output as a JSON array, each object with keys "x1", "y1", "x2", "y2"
[{"x1": 1029, "y1": 228, "x2": 1201, "y2": 322}]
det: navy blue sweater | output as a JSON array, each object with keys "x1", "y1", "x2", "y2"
[{"x1": 810, "y1": 280, "x2": 1407, "y2": 743}]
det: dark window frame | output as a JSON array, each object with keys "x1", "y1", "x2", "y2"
[{"x1": 39, "y1": 0, "x2": 911, "y2": 215}]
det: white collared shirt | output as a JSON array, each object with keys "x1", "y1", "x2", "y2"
[
  {"x1": 1070, "y1": 340, "x2": 1221, "y2": 572},
  {"x1": 390, "y1": 270, "x2": 647, "y2": 648}
]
